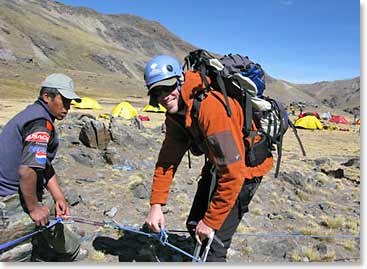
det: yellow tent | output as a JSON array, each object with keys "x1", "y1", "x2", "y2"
[
  {"x1": 111, "y1": 102, "x2": 138, "y2": 119},
  {"x1": 323, "y1": 125, "x2": 338, "y2": 131},
  {"x1": 142, "y1": 104, "x2": 167, "y2": 113},
  {"x1": 72, "y1": 97, "x2": 103, "y2": 109},
  {"x1": 294, "y1": 115, "x2": 323, "y2": 130},
  {"x1": 97, "y1": 113, "x2": 111, "y2": 120}
]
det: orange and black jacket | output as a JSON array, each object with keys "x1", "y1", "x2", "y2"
[{"x1": 150, "y1": 71, "x2": 273, "y2": 230}]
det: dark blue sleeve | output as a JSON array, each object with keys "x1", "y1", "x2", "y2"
[{"x1": 20, "y1": 119, "x2": 52, "y2": 170}]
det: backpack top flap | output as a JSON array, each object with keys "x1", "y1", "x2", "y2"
[{"x1": 220, "y1": 53, "x2": 266, "y2": 97}]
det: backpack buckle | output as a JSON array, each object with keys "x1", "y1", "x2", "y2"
[{"x1": 0, "y1": 209, "x2": 9, "y2": 229}]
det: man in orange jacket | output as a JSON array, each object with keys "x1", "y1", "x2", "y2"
[{"x1": 143, "y1": 55, "x2": 272, "y2": 261}]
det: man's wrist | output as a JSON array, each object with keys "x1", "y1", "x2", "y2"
[
  {"x1": 55, "y1": 198, "x2": 66, "y2": 203},
  {"x1": 27, "y1": 202, "x2": 42, "y2": 212}
]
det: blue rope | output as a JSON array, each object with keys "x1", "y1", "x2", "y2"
[
  {"x1": 235, "y1": 232, "x2": 360, "y2": 239},
  {"x1": 0, "y1": 217, "x2": 63, "y2": 251},
  {"x1": 69, "y1": 217, "x2": 200, "y2": 261},
  {"x1": 110, "y1": 221, "x2": 200, "y2": 262}
]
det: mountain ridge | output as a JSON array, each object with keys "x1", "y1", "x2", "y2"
[{"x1": 0, "y1": 0, "x2": 360, "y2": 111}]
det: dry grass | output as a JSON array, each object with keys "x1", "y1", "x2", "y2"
[
  {"x1": 320, "y1": 215, "x2": 345, "y2": 229},
  {"x1": 251, "y1": 207, "x2": 264, "y2": 216},
  {"x1": 341, "y1": 240, "x2": 358, "y2": 251},
  {"x1": 295, "y1": 189, "x2": 310, "y2": 202},
  {"x1": 89, "y1": 250, "x2": 105, "y2": 261},
  {"x1": 304, "y1": 183, "x2": 314, "y2": 194},
  {"x1": 127, "y1": 174, "x2": 145, "y2": 190},
  {"x1": 298, "y1": 224, "x2": 336, "y2": 243},
  {"x1": 345, "y1": 219, "x2": 360, "y2": 235},
  {"x1": 321, "y1": 250, "x2": 337, "y2": 261},
  {"x1": 236, "y1": 224, "x2": 257, "y2": 234},
  {"x1": 290, "y1": 250, "x2": 303, "y2": 262},
  {"x1": 270, "y1": 199, "x2": 278, "y2": 207},
  {"x1": 303, "y1": 248, "x2": 321, "y2": 261},
  {"x1": 242, "y1": 246, "x2": 253, "y2": 256},
  {"x1": 175, "y1": 193, "x2": 190, "y2": 204},
  {"x1": 314, "y1": 172, "x2": 330, "y2": 185},
  {"x1": 290, "y1": 247, "x2": 336, "y2": 262},
  {"x1": 287, "y1": 208, "x2": 305, "y2": 220},
  {"x1": 299, "y1": 225, "x2": 321, "y2": 236}
]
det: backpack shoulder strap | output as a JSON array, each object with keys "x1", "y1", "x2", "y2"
[
  {"x1": 191, "y1": 93, "x2": 220, "y2": 210},
  {"x1": 243, "y1": 91, "x2": 253, "y2": 135},
  {"x1": 214, "y1": 70, "x2": 232, "y2": 117}
]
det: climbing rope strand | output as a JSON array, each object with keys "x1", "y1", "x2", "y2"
[
  {"x1": 56, "y1": 217, "x2": 360, "y2": 262},
  {"x1": 163, "y1": 240, "x2": 201, "y2": 262},
  {"x1": 70, "y1": 217, "x2": 201, "y2": 261},
  {"x1": 71, "y1": 217, "x2": 106, "y2": 227},
  {"x1": 165, "y1": 227, "x2": 359, "y2": 240},
  {"x1": 235, "y1": 232, "x2": 360, "y2": 239},
  {"x1": 109, "y1": 220, "x2": 201, "y2": 262},
  {"x1": 0, "y1": 217, "x2": 62, "y2": 251}
]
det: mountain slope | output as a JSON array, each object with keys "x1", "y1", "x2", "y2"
[
  {"x1": 0, "y1": 0, "x2": 196, "y2": 81},
  {"x1": 0, "y1": 0, "x2": 360, "y2": 111}
]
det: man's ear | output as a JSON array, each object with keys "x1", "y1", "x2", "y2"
[{"x1": 41, "y1": 91, "x2": 50, "y2": 103}]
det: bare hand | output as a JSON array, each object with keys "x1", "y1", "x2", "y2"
[
  {"x1": 55, "y1": 199, "x2": 70, "y2": 219},
  {"x1": 29, "y1": 204, "x2": 50, "y2": 226},
  {"x1": 195, "y1": 220, "x2": 214, "y2": 244},
  {"x1": 145, "y1": 204, "x2": 165, "y2": 232}
]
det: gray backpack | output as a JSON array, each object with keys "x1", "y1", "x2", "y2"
[{"x1": 184, "y1": 49, "x2": 306, "y2": 177}]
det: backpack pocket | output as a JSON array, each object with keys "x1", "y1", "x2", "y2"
[
  {"x1": 244, "y1": 133, "x2": 272, "y2": 167},
  {"x1": 189, "y1": 141, "x2": 205, "y2": 156}
]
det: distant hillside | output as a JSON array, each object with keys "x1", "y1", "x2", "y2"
[
  {"x1": 264, "y1": 75, "x2": 360, "y2": 112},
  {"x1": 0, "y1": 0, "x2": 360, "y2": 111},
  {"x1": 0, "y1": 0, "x2": 196, "y2": 80},
  {"x1": 295, "y1": 77, "x2": 360, "y2": 111}
]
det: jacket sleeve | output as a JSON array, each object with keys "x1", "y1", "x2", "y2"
[
  {"x1": 150, "y1": 115, "x2": 191, "y2": 205},
  {"x1": 21, "y1": 119, "x2": 52, "y2": 170},
  {"x1": 199, "y1": 93, "x2": 247, "y2": 230}
]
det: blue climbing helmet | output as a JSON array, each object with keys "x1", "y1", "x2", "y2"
[{"x1": 144, "y1": 55, "x2": 183, "y2": 95}]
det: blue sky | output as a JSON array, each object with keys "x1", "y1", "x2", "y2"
[{"x1": 57, "y1": 0, "x2": 360, "y2": 83}]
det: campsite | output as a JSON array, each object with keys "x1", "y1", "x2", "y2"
[
  {"x1": 0, "y1": 93, "x2": 360, "y2": 262},
  {"x1": 0, "y1": 0, "x2": 360, "y2": 264}
]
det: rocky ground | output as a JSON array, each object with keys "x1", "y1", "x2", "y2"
[{"x1": 0, "y1": 100, "x2": 361, "y2": 264}]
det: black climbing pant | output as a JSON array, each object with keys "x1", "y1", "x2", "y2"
[{"x1": 186, "y1": 162, "x2": 262, "y2": 262}]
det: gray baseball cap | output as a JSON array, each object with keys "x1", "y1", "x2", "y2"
[{"x1": 41, "y1": 73, "x2": 81, "y2": 102}]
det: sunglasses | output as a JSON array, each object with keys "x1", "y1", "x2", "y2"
[{"x1": 150, "y1": 84, "x2": 177, "y2": 98}]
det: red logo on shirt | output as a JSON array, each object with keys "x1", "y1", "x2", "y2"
[{"x1": 25, "y1": 132, "x2": 50, "y2": 143}]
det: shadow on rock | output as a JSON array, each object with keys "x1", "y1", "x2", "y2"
[{"x1": 92, "y1": 230, "x2": 195, "y2": 262}]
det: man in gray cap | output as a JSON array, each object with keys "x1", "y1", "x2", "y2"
[{"x1": 0, "y1": 73, "x2": 83, "y2": 261}]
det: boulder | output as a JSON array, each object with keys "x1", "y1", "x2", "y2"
[{"x1": 79, "y1": 119, "x2": 110, "y2": 150}]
